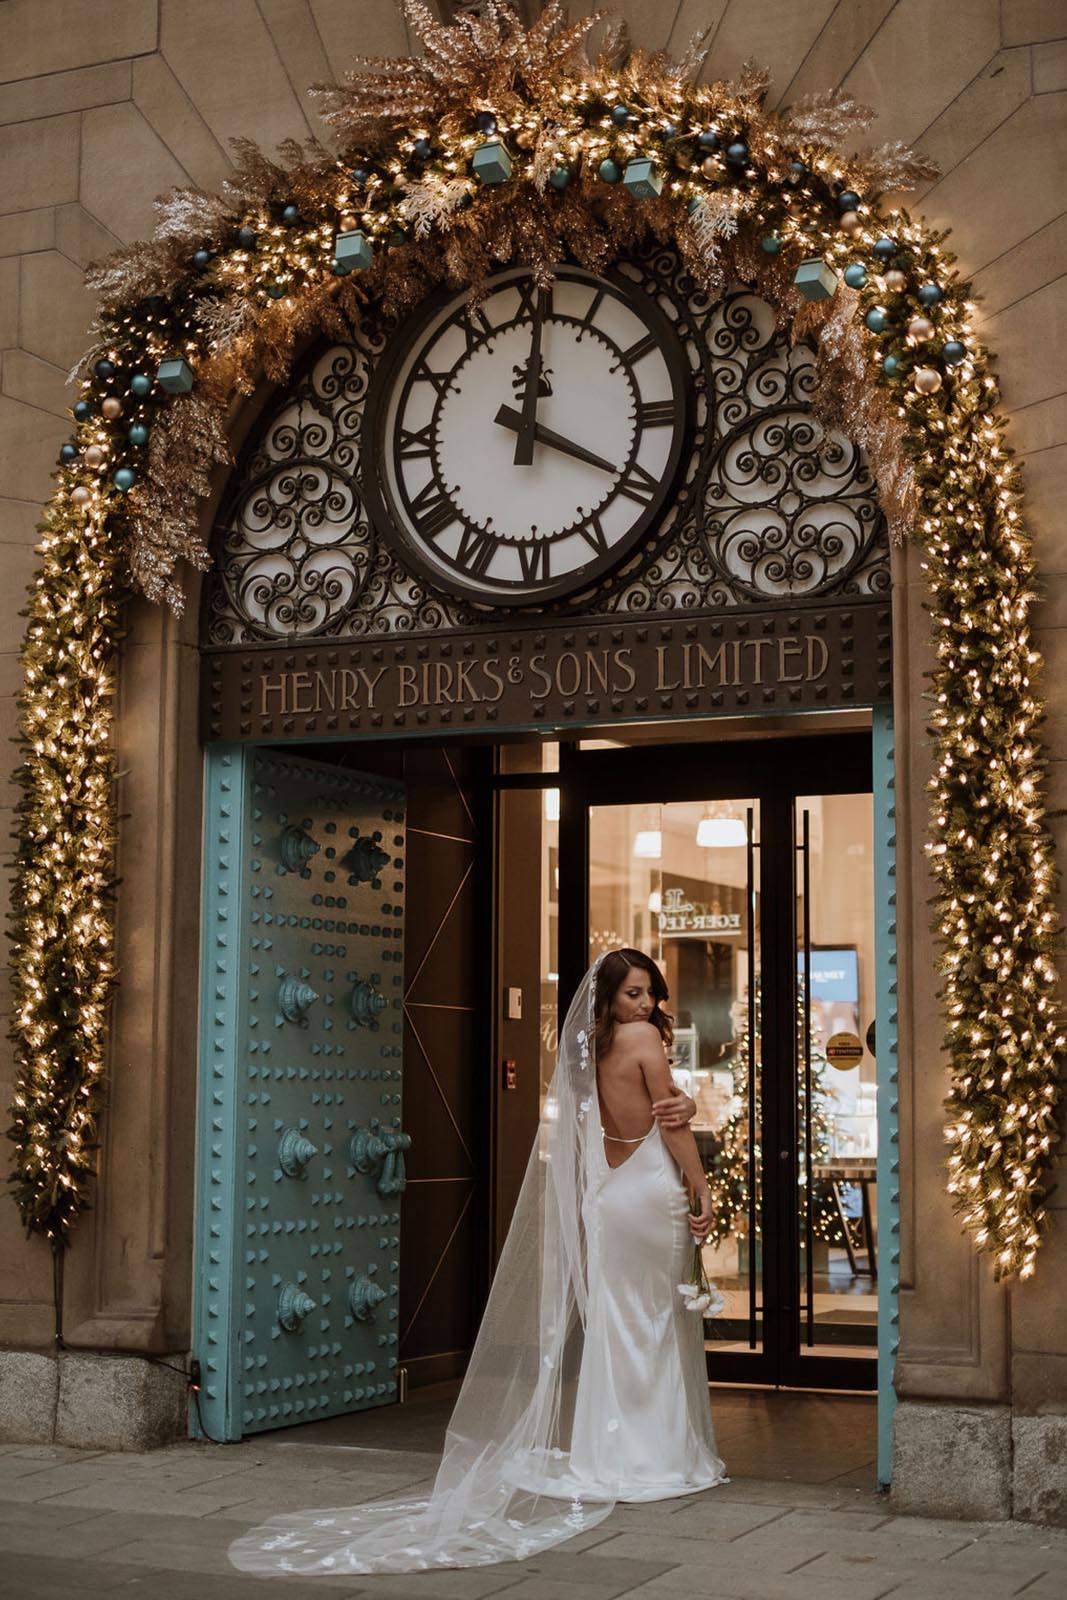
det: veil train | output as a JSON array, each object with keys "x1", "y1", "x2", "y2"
[{"x1": 229, "y1": 955, "x2": 623, "y2": 1577}]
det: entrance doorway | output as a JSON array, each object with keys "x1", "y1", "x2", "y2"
[{"x1": 495, "y1": 728, "x2": 878, "y2": 1394}]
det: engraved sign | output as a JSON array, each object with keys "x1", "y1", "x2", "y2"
[{"x1": 202, "y1": 602, "x2": 891, "y2": 743}]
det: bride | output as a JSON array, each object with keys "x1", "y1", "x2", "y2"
[{"x1": 229, "y1": 947, "x2": 727, "y2": 1578}]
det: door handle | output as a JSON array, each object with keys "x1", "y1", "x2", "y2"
[{"x1": 350, "y1": 1119, "x2": 412, "y2": 1195}]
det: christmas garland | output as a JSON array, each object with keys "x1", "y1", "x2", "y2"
[{"x1": 7, "y1": 1, "x2": 1062, "y2": 1278}]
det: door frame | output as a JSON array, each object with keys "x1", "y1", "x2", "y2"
[{"x1": 554, "y1": 730, "x2": 880, "y2": 1394}]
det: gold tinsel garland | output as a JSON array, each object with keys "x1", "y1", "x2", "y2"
[{"x1": 7, "y1": 0, "x2": 1062, "y2": 1278}]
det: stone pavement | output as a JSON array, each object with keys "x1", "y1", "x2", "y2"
[{"x1": 3, "y1": 1436, "x2": 1067, "y2": 1600}]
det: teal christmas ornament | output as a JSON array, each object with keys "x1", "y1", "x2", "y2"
[
  {"x1": 472, "y1": 137, "x2": 512, "y2": 184},
  {"x1": 873, "y1": 236, "x2": 896, "y2": 258},
  {"x1": 843, "y1": 263, "x2": 867, "y2": 288},
  {"x1": 725, "y1": 141, "x2": 748, "y2": 166},
  {"x1": 789, "y1": 160, "x2": 808, "y2": 178},
  {"x1": 411, "y1": 138, "x2": 432, "y2": 161},
  {"x1": 330, "y1": 259, "x2": 351, "y2": 276},
  {"x1": 350, "y1": 165, "x2": 369, "y2": 185},
  {"x1": 156, "y1": 356, "x2": 195, "y2": 394},
  {"x1": 760, "y1": 234, "x2": 781, "y2": 255},
  {"x1": 282, "y1": 204, "x2": 300, "y2": 223},
  {"x1": 129, "y1": 374, "x2": 152, "y2": 397},
  {"x1": 598, "y1": 157, "x2": 621, "y2": 183},
  {"x1": 113, "y1": 466, "x2": 137, "y2": 491},
  {"x1": 918, "y1": 283, "x2": 943, "y2": 306},
  {"x1": 942, "y1": 340, "x2": 966, "y2": 366},
  {"x1": 474, "y1": 111, "x2": 497, "y2": 134},
  {"x1": 127, "y1": 423, "x2": 149, "y2": 446},
  {"x1": 334, "y1": 229, "x2": 374, "y2": 270},
  {"x1": 662, "y1": 123, "x2": 679, "y2": 139},
  {"x1": 697, "y1": 129, "x2": 718, "y2": 151},
  {"x1": 94, "y1": 359, "x2": 115, "y2": 381},
  {"x1": 266, "y1": 283, "x2": 286, "y2": 298},
  {"x1": 611, "y1": 104, "x2": 630, "y2": 125},
  {"x1": 865, "y1": 307, "x2": 888, "y2": 332},
  {"x1": 237, "y1": 226, "x2": 257, "y2": 249},
  {"x1": 794, "y1": 257, "x2": 839, "y2": 301},
  {"x1": 549, "y1": 165, "x2": 571, "y2": 189},
  {"x1": 623, "y1": 157, "x2": 662, "y2": 199},
  {"x1": 73, "y1": 400, "x2": 91, "y2": 422},
  {"x1": 686, "y1": 196, "x2": 701, "y2": 214},
  {"x1": 192, "y1": 248, "x2": 212, "y2": 270},
  {"x1": 883, "y1": 354, "x2": 901, "y2": 377},
  {"x1": 838, "y1": 190, "x2": 860, "y2": 211},
  {"x1": 457, "y1": 189, "x2": 473, "y2": 209},
  {"x1": 59, "y1": 444, "x2": 77, "y2": 464}
]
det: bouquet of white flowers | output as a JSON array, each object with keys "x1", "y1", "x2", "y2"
[{"x1": 677, "y1": 1210, "x2": 727, "y2": 1318}]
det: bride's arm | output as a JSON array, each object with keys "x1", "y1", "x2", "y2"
[{"x1": 634, "y1": 1028, "x2": 711, "y2": 1239}]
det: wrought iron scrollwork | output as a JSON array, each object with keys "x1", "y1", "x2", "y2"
[{"x1": 202, "y1": 245, "x2": 889, "y2": 647}]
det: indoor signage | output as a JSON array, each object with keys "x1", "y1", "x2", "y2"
[{"x1": 660, "y1": 888, "x2": 742, "y2": 938}]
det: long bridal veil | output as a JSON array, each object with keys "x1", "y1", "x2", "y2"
[{"x1": 229, "y1": 955, "x2": 622, "y2": 1578}]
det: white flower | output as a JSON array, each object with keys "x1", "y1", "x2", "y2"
[
  {"x1": 687, "y1": 1293, "x2": 712, "y2": 1313},
  {"x1": 703, "y1": 1284, "x2": 727, "y2": 1318},
  {"x1": 677, "y1": 1281, "x2": 698, "y2": 1300}
]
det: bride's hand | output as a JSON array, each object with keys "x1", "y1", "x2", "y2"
[
  {"x1": 652, "y1": 1086, "x2": 697, "y2": 1128},
  {"x1": 689, "y1": 1188, "x2": 712, "y2": 1242}
]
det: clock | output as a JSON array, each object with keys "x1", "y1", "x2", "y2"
[{"x1": 363, "y1": 264, "x2": 691, "y2": 605}]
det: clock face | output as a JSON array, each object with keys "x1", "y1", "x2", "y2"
[{"x1": 363, "y1": 265, "x2": 690, "y2": 605}]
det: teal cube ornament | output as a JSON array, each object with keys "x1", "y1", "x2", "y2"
[
  {"x1": 472, "y1": 138, "x2": 512, "y2": 185},
  {"x1": 794, "y1": 257, "x2": 839, "y2": 302},
  {"x1": 335, "y1": 229, "x2": 374, "y2": 271},
  {"x1": 623, "y1": 157, "x2": 662, "y2": 200},
  {"x1": 156, "y1": 357, "x2": 194, "y2": 394}
]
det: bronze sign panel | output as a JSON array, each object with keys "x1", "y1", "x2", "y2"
[{"x1": 202, "y1": 602, "x2": 891, "y2": 743}]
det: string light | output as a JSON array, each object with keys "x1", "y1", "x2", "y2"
[{"x1": 7, "y1": 0, "x2": 1061, "y2": 1280}]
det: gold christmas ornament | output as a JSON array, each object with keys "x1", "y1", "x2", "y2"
[
  {"x1": 884, "y1": 268, "x2": 906, "y2": 292},
  {"x1": 84, "y1": 445, "x2": 105, "y2": 468},
  {"x1": 839, "y1": 210, "x2": 861, "y2": 233},
  {"x1": 908, "y1": 315, "x2": 935, "y2": 340},
  {"x1": 102, "y1": 397, "x2": 123, "y2": 419},
  {"x1": 912, "y1": 364, "x2": 942, "y2": 393},
  {"x1": 71, "y1": 486, "x2": 91, "y2": 507}
]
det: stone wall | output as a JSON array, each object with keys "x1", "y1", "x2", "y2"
[{"x1": 0, "y1": 0, "x2": 1064, "y2": 1517}]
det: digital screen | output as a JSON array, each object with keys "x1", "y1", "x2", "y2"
[{"x1": 801, "y1": 947, "x2": 859, "y2": 1004}]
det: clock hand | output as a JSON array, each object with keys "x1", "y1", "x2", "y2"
[
  {"x1": 495, "y1": 403, "x2": 618, "y2": 476},
  {"x1": 514, "y1": 290, "x2": 547, "y2": 467}
]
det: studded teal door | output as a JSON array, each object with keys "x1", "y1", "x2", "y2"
[{"x1": 193, "y1": 745, "x2": 406, "y2": 1440}]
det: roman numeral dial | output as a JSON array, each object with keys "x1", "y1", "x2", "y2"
[{"x1": 367, "y1": 265, "x2": 690, "y2": 605}]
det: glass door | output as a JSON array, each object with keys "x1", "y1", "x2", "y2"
[
  {"x1": 587, "y1": 799, "x2": 764, "y2": 1365},
  {"x1": 789, "y1": 792, "x2": 877, "y2": 1384},
  {"x1": 567, "y1": 732, "x2": 877, "y2": 1391}
]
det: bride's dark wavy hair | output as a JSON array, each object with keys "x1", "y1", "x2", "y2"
[{"x1": 593, "y1": 948, "x2": 674, "y2": 1060}]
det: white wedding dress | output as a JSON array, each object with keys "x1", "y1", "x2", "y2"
[{"x1": 229, "y1": 956, "x2": 726, "y2": 1579}]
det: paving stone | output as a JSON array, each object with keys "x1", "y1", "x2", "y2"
[
  {"x1": 625, "y1": 1560, "x2": 895, "y2": 1600},
  {"x1": 811, "y1": 1547, "x2": 1050, "y2": 1594}
]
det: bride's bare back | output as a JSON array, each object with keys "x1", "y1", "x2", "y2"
[{"x1": 597, "y1": 1020, "x2": 670, "y2": 1164}]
